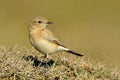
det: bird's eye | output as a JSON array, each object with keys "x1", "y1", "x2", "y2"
[{"x1": 38, "y1": 21, "x2": 42, "y2": 23}]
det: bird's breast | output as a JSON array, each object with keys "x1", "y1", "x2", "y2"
[{"x1": 30, "y1": 35, "x2": 59, "y2": 54}]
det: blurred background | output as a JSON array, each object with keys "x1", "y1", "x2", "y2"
[{"x1": 0, "y1": 0, "x2": 120, "y2": 72}]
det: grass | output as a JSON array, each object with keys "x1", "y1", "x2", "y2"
[{"x1": 0, "y1": 46, "x2": 119, "y2": 80}]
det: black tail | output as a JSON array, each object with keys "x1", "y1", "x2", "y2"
[{"x1": 66, "y1": 50, "x2": 84, "y2": 56}]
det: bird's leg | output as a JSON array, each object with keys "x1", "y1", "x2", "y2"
[
  {"x1": 43, "y1": 54, "x2": 49, "y2": 62},
  {"x1": 42, "y1": 54, "x2": 50, "y2": 68},
  {"x1": 44, "y1": 54, "x2": 47, "y2": 58}
]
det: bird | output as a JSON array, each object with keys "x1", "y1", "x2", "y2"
[{"x1": 28, "y1": 16, "x2": 83, "y2": 58}]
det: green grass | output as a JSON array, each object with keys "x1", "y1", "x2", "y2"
[{"x1": 0, "y1": 46, "x2": 119, "y2": 80}]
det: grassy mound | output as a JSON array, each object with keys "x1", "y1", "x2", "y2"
[{"x1": 0, "y1": 46, "x2": 119, "y2": 80}]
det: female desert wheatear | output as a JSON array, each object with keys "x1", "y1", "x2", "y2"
[{"x1": 28, "y1": 16, "x2": 83, "y2": 58}]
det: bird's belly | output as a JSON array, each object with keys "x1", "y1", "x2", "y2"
[{"x1": 34, "y1": 39, "x2": 58, "y2": 54}]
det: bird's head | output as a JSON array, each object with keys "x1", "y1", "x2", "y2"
[{"x1": 29, "y1": 16, "x2": 53, "y2": 31}]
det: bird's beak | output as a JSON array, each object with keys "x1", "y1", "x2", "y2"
[{"x1": 46, "y1": 22, "x2": 53, "y2": 24}]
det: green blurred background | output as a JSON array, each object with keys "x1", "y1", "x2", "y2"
[{"x1": 0, "y1": 0, "x2": 120, "y2": 72}]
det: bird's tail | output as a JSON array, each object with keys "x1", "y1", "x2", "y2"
[
  {"x1": 66, "y1": 50, "x2": 84, "y2": 56},
  {"x1": 59, "y1": 46, "x2": 84, "y2": 56}
]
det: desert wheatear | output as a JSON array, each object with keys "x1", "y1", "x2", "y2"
[{"x1": 28, "y1": 16, "x2": 83, "y2": 58}]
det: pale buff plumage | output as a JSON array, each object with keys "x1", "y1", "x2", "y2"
[{"x1": 28, "y1": 16, "x2": 83, "y2": 58}]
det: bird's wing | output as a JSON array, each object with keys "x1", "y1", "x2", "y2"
[{"x1": 41, "y1": 29, "x2": 64, "y2": 47}]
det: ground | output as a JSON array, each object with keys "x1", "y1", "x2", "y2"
[{"x1": 0, "y1": 46, "x2": 119, "y2": 80}]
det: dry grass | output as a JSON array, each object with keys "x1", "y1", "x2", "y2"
[{"x1": 0, "y1": 46, "x2": 119, "y2": 80}]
